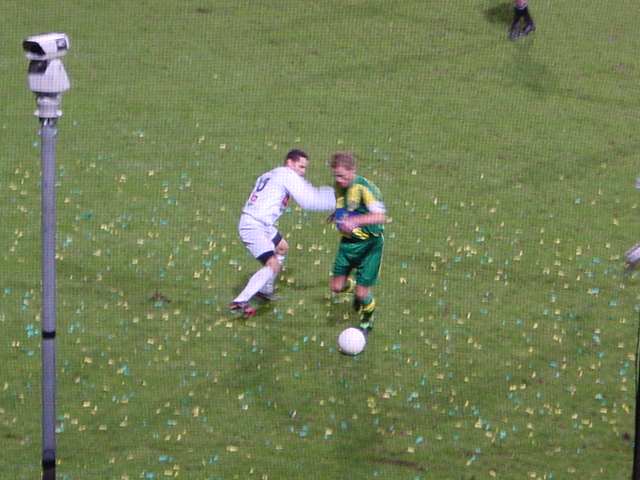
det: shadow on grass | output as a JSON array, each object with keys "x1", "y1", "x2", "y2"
[
  {"x1": 482, "y1": 3, "x2": 556, "y2": 96},
  {"x1": 483, "y1": 2, "x2": 512, "y2": 26},
  {"x1": 371, "y1": 457, "x2": 427, "y2": 473},
  {"x1": 507, "y1": 40, "x2": 556, "y2": 96}
]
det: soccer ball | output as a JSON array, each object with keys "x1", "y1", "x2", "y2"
[
  {"x1": 334, "y1": 208, "x2": 357, "y2": 235},
  {"x1": 625, "y1": 242, "x2": 640, "y2": 269},
  {"x1": 337, "y1": 327, "x2": 367, "y2": 356}
]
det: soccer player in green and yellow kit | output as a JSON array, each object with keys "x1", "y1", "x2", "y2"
[{"x1": 329, "y1": 152, "x2": 386, "y2": 334}]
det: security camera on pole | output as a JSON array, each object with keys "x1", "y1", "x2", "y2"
[{"x1": 23, "y1": 32, "x2": 71, "y2": 480}]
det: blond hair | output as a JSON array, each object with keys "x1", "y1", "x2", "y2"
[{"x1": 329, "y1": 151, "x2": 356, "y2": 170}]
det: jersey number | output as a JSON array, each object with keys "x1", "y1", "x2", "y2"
[
  {"x1": 256, "y1": 177, "x2": 270, "y2": 192},
  {"x1": 249, "y1": 177, "x2": 270, "y2": 203}
]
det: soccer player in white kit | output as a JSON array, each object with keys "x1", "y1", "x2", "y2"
[{"x1": 230, "y1": 149, "x2": 336, "y2": 317}]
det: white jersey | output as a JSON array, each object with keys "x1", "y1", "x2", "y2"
[{"x1": 241, "y1": 166, "x2": 335, "y2": 226}]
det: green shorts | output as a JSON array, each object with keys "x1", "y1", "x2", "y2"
[{"x1": 332, "y1": 235, "x2": 384, "y2": 287}]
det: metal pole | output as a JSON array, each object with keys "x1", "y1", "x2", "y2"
[
  {"x1": 632, "y1": 308, "x2": 640, "y2": 479},
  {"x1": 40, "y1": 117, "x2": 58, "y2": 480},
  {"x1": 23, "y1": 32, "x2": 70, "y2": 480}
]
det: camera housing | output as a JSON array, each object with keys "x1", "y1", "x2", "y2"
[
  {"x1": 23, "y1": 32, "x2": 71, "y2": 117},
  {"x1": 26, "y1": 59, "x2": 70, "y2": 95},
  {"x1": 23, "y1": 33, "x2": 69, "y2": 61}
]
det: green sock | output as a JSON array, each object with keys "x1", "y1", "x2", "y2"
[{"x1": 359, "y1": 294, "x2": 376, "y2": 330}]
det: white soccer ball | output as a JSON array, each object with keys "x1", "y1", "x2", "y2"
[
  {"x1": 337, "y1": 327, "x2": 367, "y2": 356},
  {"x1": 625, "y1": 242, "x2": 640, "y2": 268}
]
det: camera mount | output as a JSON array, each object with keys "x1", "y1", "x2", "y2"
[
  {"x1": 23, "y1": 32, "x2": 72, "y2": 480},
  {"x1": 23, "y1": 33, "x2": 71, "y2": 119}
]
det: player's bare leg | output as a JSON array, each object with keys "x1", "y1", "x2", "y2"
[
  {"x1": 330, "y1": 275, "x2": 355, "y2": 298},
  {"x1": 330, "y1": 275, "x2": 346, "y2": 294},
  {"x1": 332, "y1": 276, "x2": 355, "y2": 293}
]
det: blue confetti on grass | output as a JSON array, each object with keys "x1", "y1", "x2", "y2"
[{"x1": 25, "y1": 324, "x2": 39, "y2": 338}]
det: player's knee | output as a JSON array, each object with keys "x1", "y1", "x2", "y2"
[
  {"x1": 355, "y1": 285, "x2": 370, "y2": 300},
  {"x1": 275, "y1": 239, "x2": 289, "y2": 256},
  {"x1": 330, "y1": 277, "x2": 344, "y2": 294},
  {"x1": 265, "y1": 254, "x2": 281, "y2": 273}
]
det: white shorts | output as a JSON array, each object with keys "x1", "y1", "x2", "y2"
[{"x1": 238, "y1": 214, "x2": 282, "y2": 263}]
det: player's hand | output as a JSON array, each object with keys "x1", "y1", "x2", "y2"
[{"x1": 338, "y1": 217, "x2": 357, "y2": 235}]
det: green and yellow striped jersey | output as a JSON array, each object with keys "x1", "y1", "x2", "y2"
[{"x1": 335, "y1": 175, "x2": 385, "y2": 240}]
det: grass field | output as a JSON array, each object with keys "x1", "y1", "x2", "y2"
[{"x1": 1, "y1": 1, "x2": 639, "y2": 478}]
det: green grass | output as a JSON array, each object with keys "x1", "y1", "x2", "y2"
[{"x1": 1, "y1": 1, "x2": 639, "y2": 478}]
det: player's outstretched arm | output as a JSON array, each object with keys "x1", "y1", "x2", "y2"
[{"x1": 286, "y1": 172, "x2": 336, "y2": 211}]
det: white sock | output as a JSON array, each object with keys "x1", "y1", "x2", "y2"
[
  {"x1": 260, "y1": 255, "x2": 286, "y2": 295},
  {"x1": 234, "y1": 266, "x2": 276, "y2": 303}
]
